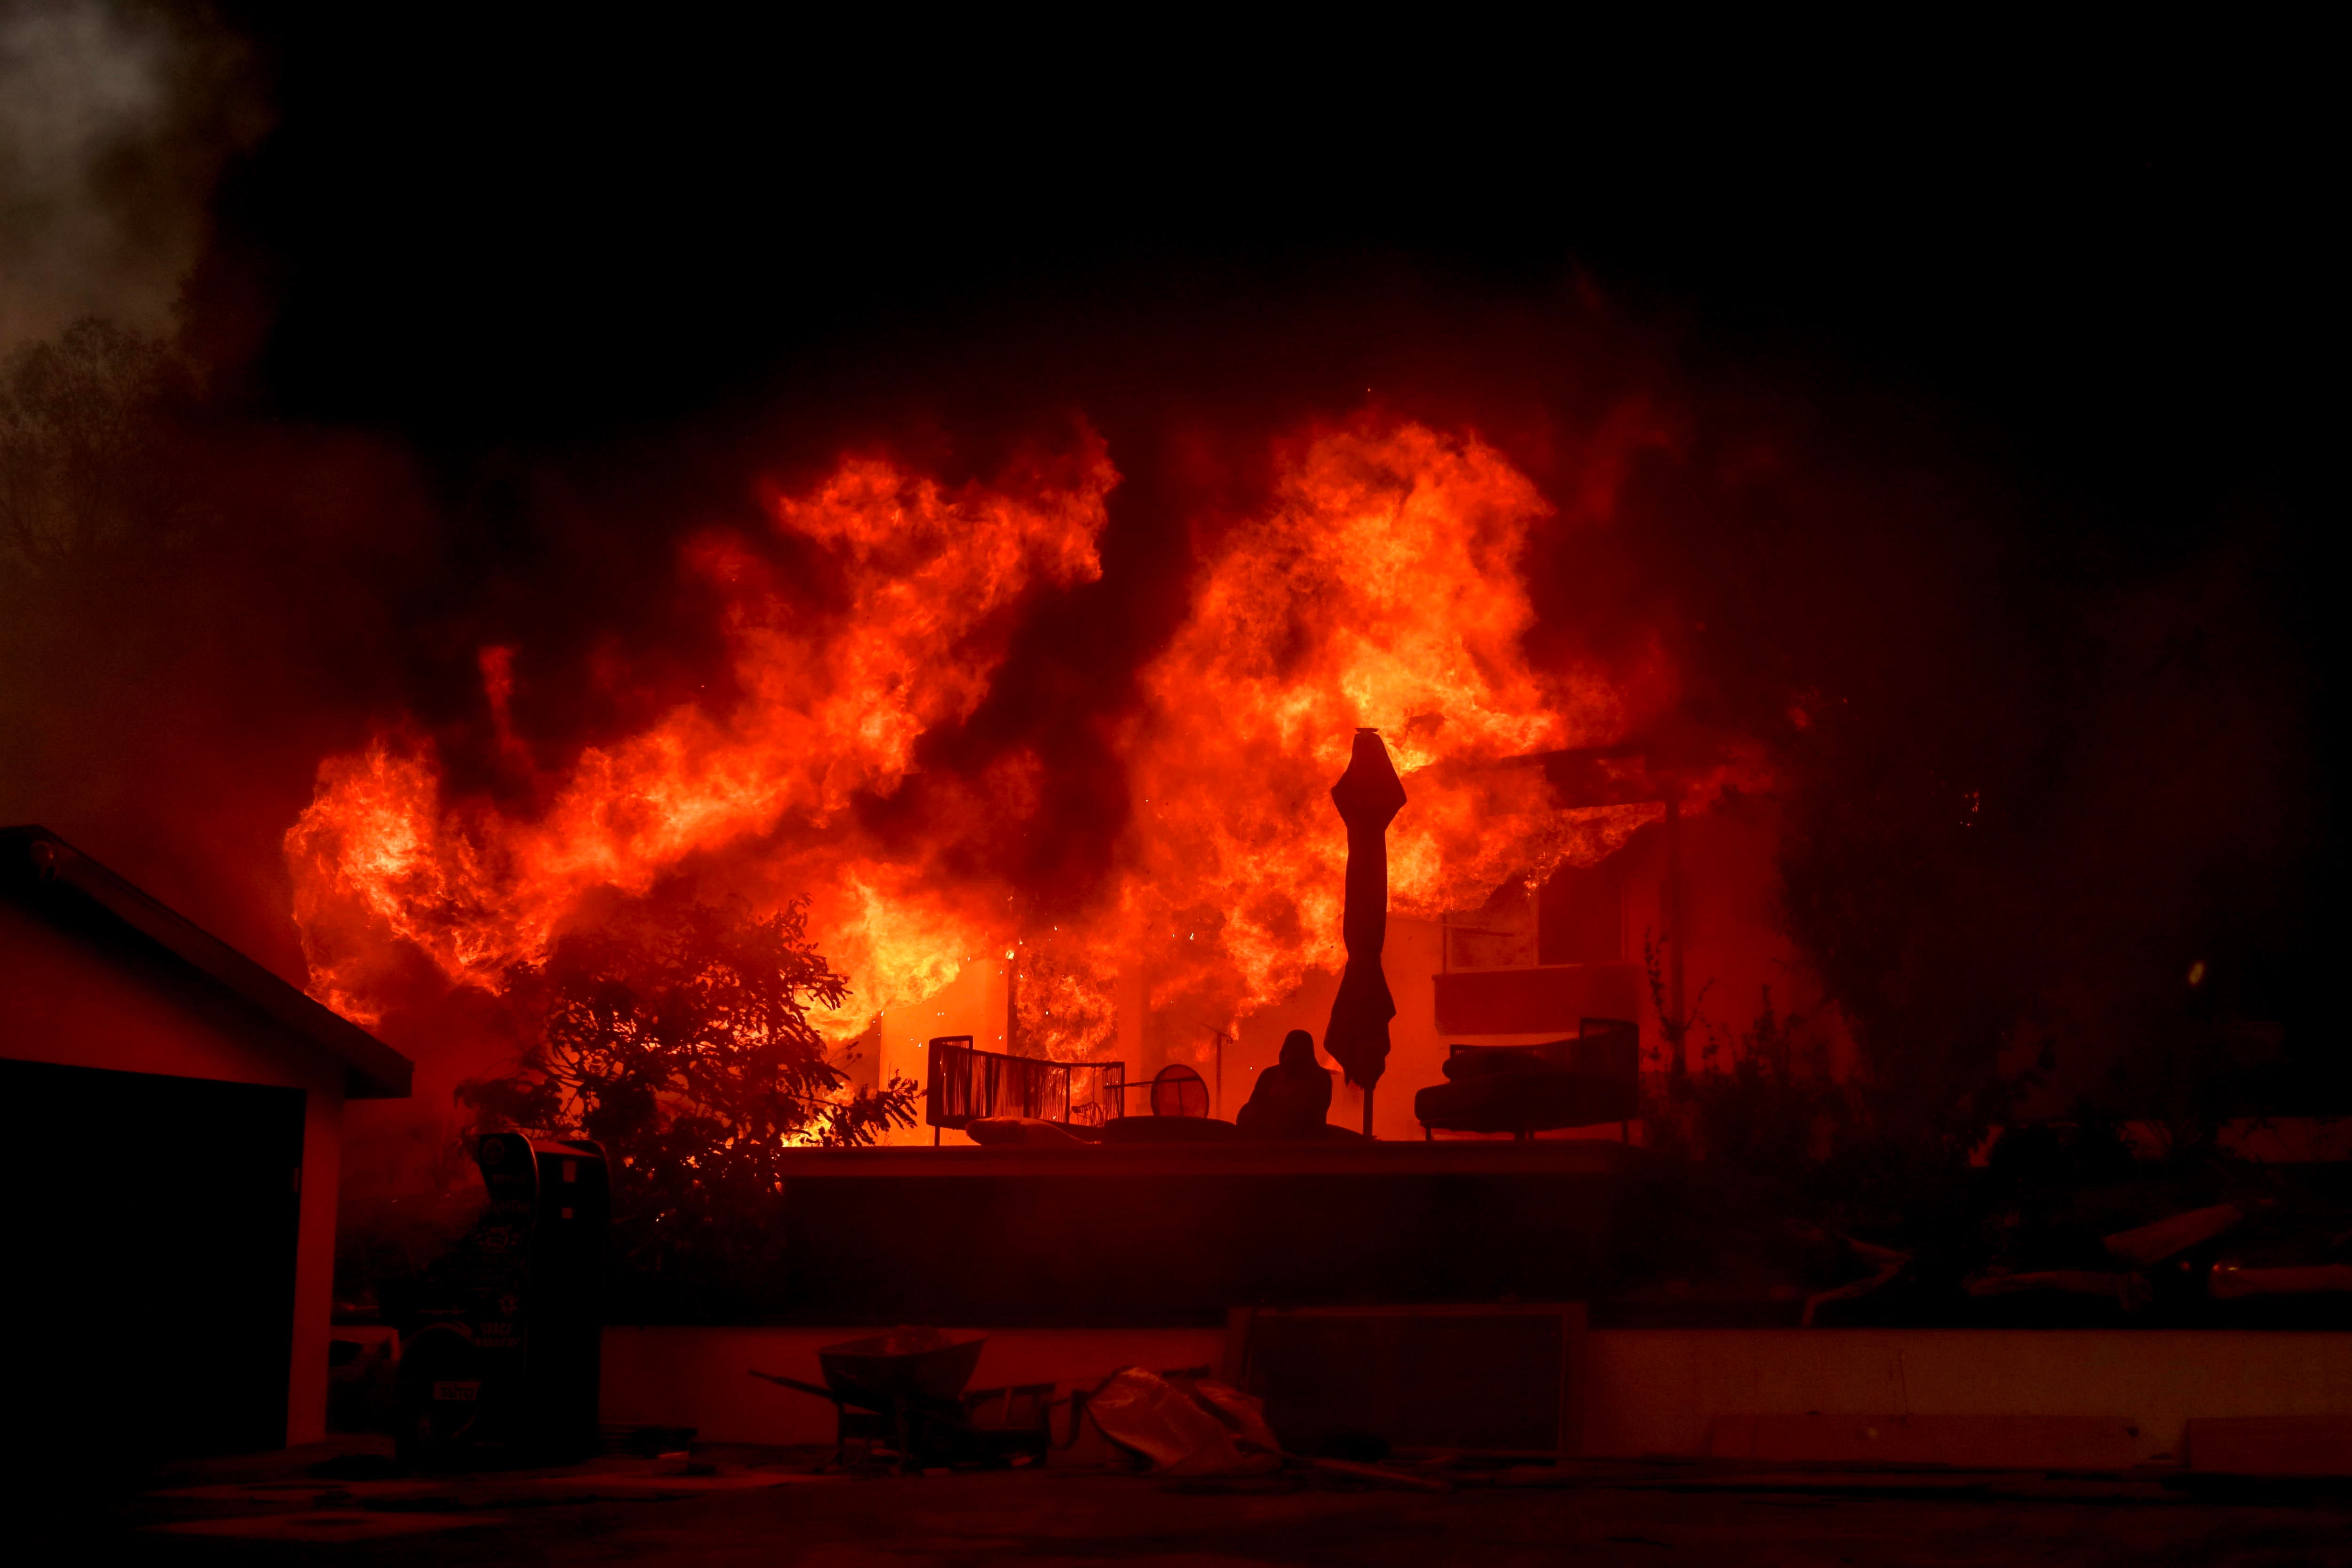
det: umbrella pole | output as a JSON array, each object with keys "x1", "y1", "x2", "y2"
[{"x1": 1363, "y1": 1083, "x2": 1375, "y2": 1138}]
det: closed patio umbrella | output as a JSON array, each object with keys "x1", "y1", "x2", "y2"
[{"x1": 1324, "y1": 728, "x2": 1406, "y2": 1135}]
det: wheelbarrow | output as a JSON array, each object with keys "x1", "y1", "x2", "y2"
[{"x1": 752, "y1": 1328, "x2": 989, "y2": 1472}]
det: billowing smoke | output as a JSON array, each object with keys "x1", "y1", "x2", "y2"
[{"x1": 0, "y1": 0, "x2": 264, "y2": 352}]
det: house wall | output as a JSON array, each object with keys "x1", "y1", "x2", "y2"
[
  {"x1": 871, "y1": 958, "x2": 1008, "y2": 1146},
  {"x1": 1665, "y1": 799, "x2": 1830, "y2": 1073},
  {"x1": 0, "y1": 899, "x2": 344, "y2": 1446}
]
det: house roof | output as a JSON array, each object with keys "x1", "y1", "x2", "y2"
[{"x1": 0, "y1": 827, "x2": 411, "y2": 1099}]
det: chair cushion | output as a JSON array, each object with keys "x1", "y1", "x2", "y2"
[
  {"x1": 1415, "y1": 1069, "x2": 1638, "y2": 1134},
  {"x1": 964, "y1": 1117, "x2": 1102, "y2": 1147}
]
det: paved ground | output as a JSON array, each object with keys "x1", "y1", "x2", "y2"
[{"x1": 63, "y1": 1441, "x2": 2352, "y2": 1566}]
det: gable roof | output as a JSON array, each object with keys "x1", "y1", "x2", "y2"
[{"x1": 1, "y1": 827, "x2": 411, "y2": 1099}]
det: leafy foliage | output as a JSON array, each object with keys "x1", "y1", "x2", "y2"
[
  {"x1": 1625, "y1": 925, "x2": 2053, "y2": 1314},
  {"x1": 1641, "y1": 932, "x2": 1845, "y2": 1179},
  {"x1": 1773, "y1": 712, "x2": 2029, "y2": 1150},
  {"x1": 459, "y1": 884, "x2": 917, "y2": 1293}
]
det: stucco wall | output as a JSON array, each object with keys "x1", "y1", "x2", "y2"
[
  {"x1": 1583, "y1": 1329, "x2": 2352, "y2": 1461},
  {"x1": 602, "y1": 1323, "x2": 2352, "y2": 1462},
  {"x1": 0, "y1": 899, "x2": 344, "y2": 1446}
]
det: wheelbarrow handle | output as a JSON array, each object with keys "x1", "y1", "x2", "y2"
[
  {"x1": 750, "y1": 1369, "x2": 977, "y2": 1431},
  {"x1": 749, "y1": 1370, "x2": 846, "y2": 1405}
]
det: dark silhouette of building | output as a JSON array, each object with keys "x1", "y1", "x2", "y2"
[{"x1": 0, "y1": 827, "x2": 410, "y2": 1480}]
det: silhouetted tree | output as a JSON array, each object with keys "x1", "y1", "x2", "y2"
[{"x1": 460, "y1": 883, "x2": 917, "y2": 1289}]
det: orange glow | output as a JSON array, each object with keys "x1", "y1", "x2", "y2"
[{"x1": 286, "y1": 415, "x2": 1726, "y2": 1062}]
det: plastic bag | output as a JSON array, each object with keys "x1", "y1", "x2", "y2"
[{"x1": 1082, "y1": 1368, "x2": 1283, "y2": 1476}]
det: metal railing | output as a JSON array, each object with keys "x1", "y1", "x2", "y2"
[{"x1": 924, "y1": 1036, "x2": 1125, "y2": 1131}]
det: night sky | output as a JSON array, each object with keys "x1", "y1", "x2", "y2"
[{"x1": 210, "y1": 13, "x2": 2323, "y2": 512}]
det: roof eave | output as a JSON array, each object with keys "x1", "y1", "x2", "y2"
[{"x1": 2, "y1": 828, "x2": 412, "y2": 1099}]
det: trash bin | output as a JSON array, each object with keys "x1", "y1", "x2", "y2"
[{"x1": 397, "y1": 1132, "x2": 609, "y2": 1467}]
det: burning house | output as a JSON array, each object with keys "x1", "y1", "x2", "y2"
[
  {"x1": 236, "y1": 411, "x2": 1855, "y2": 1397},
  {"x1": 3, "y1": 325, "x2": 2311, "y2": 1478},
  {"x1": 281, "y1": 420, "x2": 1806, "y2": 1149}
]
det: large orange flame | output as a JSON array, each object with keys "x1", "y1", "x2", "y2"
[
  {"x1": 286, "y1": 436, "x2": 1115, "y2": 1031},
  {"x1": 287, "y1": 415, "x2": 1688, "y2": 1059},
  {"x1": 1118, "y1": 420, "x2": 1658, "y2": 1020}
]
